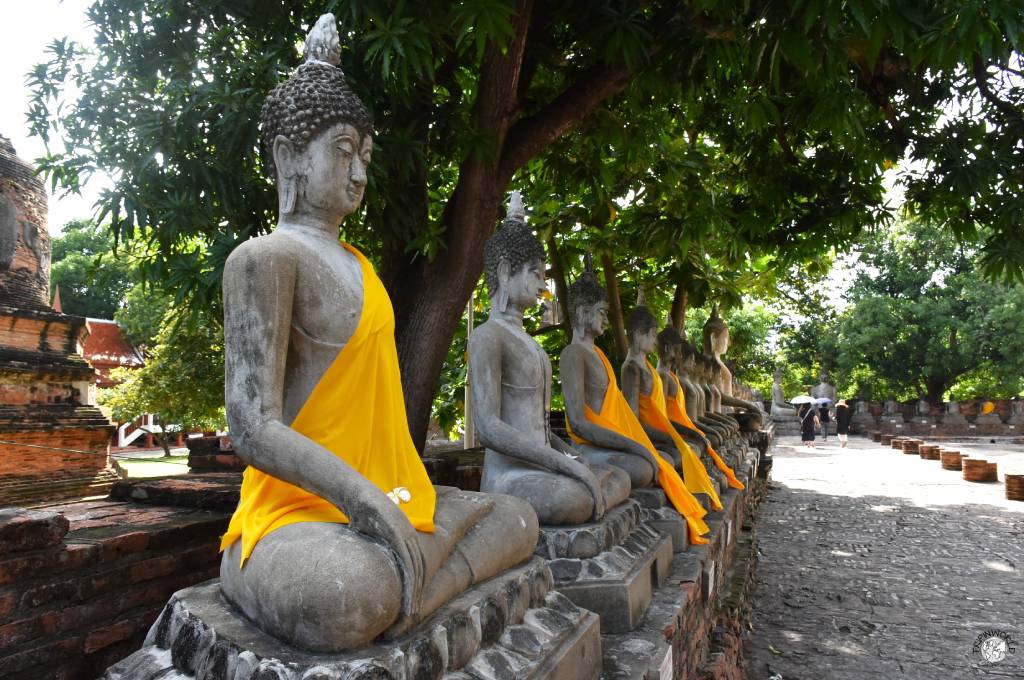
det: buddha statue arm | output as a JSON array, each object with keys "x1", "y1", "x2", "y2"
[
  {"x1": 468, "y1": 330, "x2": 606, "y2": 519},
  {"x1": 621, "y1": 360, "x2": 674, "y2": 447},
  {"x1": 223, "y1": 243, "x2": 426, "y2": 609},
  {"x1": 560, "y1": 347, "x2": 658, "y2": 470}
]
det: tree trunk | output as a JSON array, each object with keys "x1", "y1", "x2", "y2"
[
  {"x1": 925, "y1": 377, "x2": 947, "y2": 405},
  {"x1": 670, "y1": 284, "x2": 688, "y2": 332},
  {"x1": 379, "y1": 0, "x2": 634, "y2": 451},
  {"x1": 601, "y1": 252, "x2": 628, "y2": 363},
  {"x1": 546, "y1": 234, "x2": 571, "y2": 334}
]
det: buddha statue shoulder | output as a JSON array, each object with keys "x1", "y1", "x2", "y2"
[
  {"x1": 217, "y1": 16, "x2": 537, "y2": 652},
  {"x1": 468, "y1": 194, "x2": 630, "y2": 525}
]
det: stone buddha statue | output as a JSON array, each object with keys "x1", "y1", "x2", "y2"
[
  {"x1": 702, "y1": 308, "x2": 765, "y2": 427},
  {"x1": 468, "y1": 193, "x2": 630, "y2": 525},
  {"x1": 216, "y1": 16, "x2": 537, "y2": 652},
  {"x1": 655, "y1": 325, "x2": 713, "y2": 458},
  {"x1": 811, "y1": 371, "x2": 838, "y2": 404},
  {"x1": 559, "y1": 269, "x2": 658, "y2": 487},
  {"x1": 699, "y1": 355, "x2": 742, "y2": 436},
  {"x1": 770, "y1": 368, "x2": 794, "y2": 417},
  {"x1": 676, "y1": 342, "x2": 727, "y2": 446}
]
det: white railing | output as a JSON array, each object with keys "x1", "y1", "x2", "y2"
[{"x1": 116, "y1": 414, "x2": 163, "y2": 447}]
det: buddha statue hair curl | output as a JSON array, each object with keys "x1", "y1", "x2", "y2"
[
  {"x1": 261, "y1": 14, "x2": 373, "y2": 176},
  {"x1": 626, "y1": 305, "x2": 658, "y2": 337},
  {"x1": 483, "y1": 191, "x2": 546, "y2": 296},
  {"x1": 567, "y1": 269, "x2": 607, "y2": 322},
  {"x1": 657, "y1": 325, "x2": 684, "y2": 357}
]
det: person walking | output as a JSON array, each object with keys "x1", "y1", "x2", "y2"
[
  {"x1": 799, "y1": 402, "x2": 819, "y2": 448},
  {"x1": 835, "y1": 400, "x2": 851, "y2": 448},
  {"x1": 818, "y1": 402, "x2": 831, "y2": 442}
]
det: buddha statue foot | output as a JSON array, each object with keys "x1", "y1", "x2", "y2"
[
  {"x1": 540, "y1": 500, "x2": 672, "y2": 633},
  {"x1": 103, "y1": 558, "x2": 602, "y2": 680}
]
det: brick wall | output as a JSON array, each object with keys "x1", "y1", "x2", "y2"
[{"x1": 0, "y1": 502, "x2": 228, "y2": 680}]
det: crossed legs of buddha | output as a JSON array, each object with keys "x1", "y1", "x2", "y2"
[{"x1": 220, "y1": 486, "x2": 538, "y2": 652}]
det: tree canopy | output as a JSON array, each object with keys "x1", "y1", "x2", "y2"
[
  {"x1": 28, "y1": 0, "x2": 1024, "y2": 447},
  {"x1": 49, "y1": 219, "x2": 132, "y2": 318}
]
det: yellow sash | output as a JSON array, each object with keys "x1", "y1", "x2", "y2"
[
  {"x1": 639, "y1": 362, "x2": 723, "y2": 510},
  {"x1": 220, "y1": 244, "x2": 436, "y2": 565},
  {"x1": 567, "y1": 346, "x2": 709, "y2": 543},
  {"x1": 666, "y1": 372, "x2": 744, "y2": 490}
]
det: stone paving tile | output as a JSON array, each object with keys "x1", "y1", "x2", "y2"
[{"x1": 745, "y1": 435, "x2": 1024, "y2": 680}]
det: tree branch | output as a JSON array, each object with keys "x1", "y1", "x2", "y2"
[
  {"x1": 971, "y1": 53, "x2": 1024, "y2": 124},
  {"x1": 498, "y1": 62, "x2": 633, "y2": 178}
]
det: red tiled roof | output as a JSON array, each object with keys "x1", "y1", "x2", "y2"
[{"x1": 82, "y1": 319, "x2": 144, "y2": 369}]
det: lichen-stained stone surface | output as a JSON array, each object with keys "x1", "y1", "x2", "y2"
[{"x1": 746, "y1": 436, "x2": 1024, "y2": 680}]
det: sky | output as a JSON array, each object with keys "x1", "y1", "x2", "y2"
[{"x1": 1, "y1": 0, "x2": 105, "y2": 234}]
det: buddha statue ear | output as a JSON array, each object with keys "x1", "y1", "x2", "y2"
[
  {"x1": 495, "y1": 258, "x2": 512, "y2": 313},
  {"x1": 273, "y1": 135, "x2": 299, "y2": 215}
]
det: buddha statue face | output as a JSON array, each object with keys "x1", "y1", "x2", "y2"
[
  {"x1": 273, "y1": 123, "x2": 372, "y2": 222},
  {"x1": 577, "y1": 300, "x2": 609, "y2": 337},
  {"x1": 498, "y1": 257, "x2": 546, "y2": 310}
]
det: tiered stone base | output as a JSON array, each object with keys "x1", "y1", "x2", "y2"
[
  {"x1": 628, "y1": 487, "x2": 688, "y2": 552},
  {"x1": 536, "y1": 499, "x2": 672, "y2": 633},
  {"x1": 103, "y1": 557, "x2": 601, "y2": 680}
]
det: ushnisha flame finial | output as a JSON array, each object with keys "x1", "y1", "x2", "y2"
[
  {"x1": 507, "y1": 190, "x2": 526, "y2": 223},
  {"x1": 636, "y1": 286, "x2": 646, "y2": 306},
  {"x1": 304, "y1": 13, "x2": 342, "y2": 66},
  {"x1": 583, "y1": 249, "x2": 595, "y2": 273}
]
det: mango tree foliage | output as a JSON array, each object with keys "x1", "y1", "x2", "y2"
[
  {"x1": 833, "y1": 220, "x2": 1024, "y2": 402},
  {"x1": 28, "y1": 0, "x2": 1024, "y2": 448}
]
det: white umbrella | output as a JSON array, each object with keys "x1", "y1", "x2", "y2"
[{"x1": 790, "y1": 395, "x2": 815, "y2": 404}]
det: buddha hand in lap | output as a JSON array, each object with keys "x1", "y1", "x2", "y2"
[
  {"x1": 469, "y1": 194, "x2": 630, "y2": 526},
  {"x1": 218, "y1": 15, "x2": 537, "y2": 653}
]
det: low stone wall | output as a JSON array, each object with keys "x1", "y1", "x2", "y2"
[
  {"x1": 0, "y1": 502, "x2": 228, "y2": 679},
  {"x1": 603, "y1": 443, "x2": 771, "y2": 679}
]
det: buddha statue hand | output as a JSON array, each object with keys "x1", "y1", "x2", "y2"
[
  {"x1": 565, "y1": 457, "x2": 607, "y2": 521},
  {"x1": 347, "y1": 483, "x2": 427, "y2": 618}
]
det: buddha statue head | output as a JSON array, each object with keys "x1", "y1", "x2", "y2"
[
  {"x1": 261, "y1": 14, "x2": 374, "y2": 221},
  {"x1": 702, "y1": 306, "x2": 729, "y2": 357},
  {"x1": 657, "y1": 325, "x2": 684, "y2": 370},
  {"x1": 567, "y1": 258, "x2": 608, "y2": 338},
  {"x1": 483, "y1": 191, "x2": 546, "y2": 314},
  {"x1": 625, "y1": 291, "x2": 658, "y2": 355}
]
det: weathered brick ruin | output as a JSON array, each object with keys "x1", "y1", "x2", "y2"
[{"x1": 0, "y1": 135, "x2": 116, "y2": 506}]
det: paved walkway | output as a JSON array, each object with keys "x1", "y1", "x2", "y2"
[{"x1": 745, "y1": 435, "x2": 1024, "y2": 680}]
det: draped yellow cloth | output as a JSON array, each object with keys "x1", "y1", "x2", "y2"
[
  {"x1": 220, "y1": 244, "x2": 436, "y2": 565},
  {"x1": 639, "y1": 362, "x2": 723, "y2": 510},
  {"x1": 666, "y1": 372, "x2": 744, "y2": 490},
  {"x1": 567, "y1": 346, "x2": 709, "y2": 543}
]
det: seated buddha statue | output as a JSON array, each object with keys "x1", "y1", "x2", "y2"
[
  {"x1": 468, "y1": 193, "x2": 630, "y2": 525},
  {"x1": 655, "y1": 325, "x2": 744, "y2": 491},
  {"x1": 703, "y1": 308, "x2": 764, "y2": 427},
  {"x1": 677, "y1": 344, "x2": 730, "y2": 443},
  {"x1": 619, "y1": 302, "x2": 724, "y2": 511},
  {"x1": 217, "y1": 16, "x2": 537, "y2": 653},
  {"x1": 560, "y1": 267, "x2": 710, "y2": 543}
]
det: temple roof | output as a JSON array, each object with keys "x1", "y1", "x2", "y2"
[{"x1": 82, "y1": 319, "x2": 144, "y2": 369}]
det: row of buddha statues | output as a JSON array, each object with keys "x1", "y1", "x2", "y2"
[{"x1": 116, "y1": 15, "x2": 767, "y2": 669}]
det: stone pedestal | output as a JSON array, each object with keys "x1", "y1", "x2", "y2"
[
  {"x1": 972, "y1": 412, "x2": 1005, "y2": 434},
  {"x1": 104, "y1": 557, "x2": 601, "y2": 680},
  {"x1": 537, "y1": 499, "x2": 672, "y2": 633},
  {"x1": 628, "y1": 488, "x2": 688, "y2": 552}
]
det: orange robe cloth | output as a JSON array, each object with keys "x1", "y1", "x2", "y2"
[
  {"x1": 639, "y1": 361, "x2": 723, "y2": 510},
  {"x1": 220, "y1": 244, "x2": 436, "y2": 565},
  {"x1": 567, "y1": 346, "x2": 709, "y2": 544},
  {"x1": 666, "y1": 372, "x2": 744, "y2": 490}
]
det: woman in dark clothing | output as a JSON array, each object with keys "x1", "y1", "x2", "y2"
[
  {"x1": 818, "y1": 404, "x2": 831, "y2": 441},
  {"x1": 835, "y1": 400, "x2": 852, "y2": 448},
  {"x1": 799, "y1": 403, "x2": 819, "y2": 447}
]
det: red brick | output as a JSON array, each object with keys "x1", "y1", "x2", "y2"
[
  {"x1": 128, "y1": 555, "x2": 177, "y2": 583},
  {"x1": 0, "y1": 611, "x2": 58, "y2": 651},
  {"x1": 18, "y1": 580, "x2": 79, "y2": 609},
  {"x1": 60, "y1": 598, "x2": 120, "y2": 632},
  {"x1": 0, "y1": 509, "x2": 69, "y2": 553},
  {"x1": 0, "y1": 591, "x2": 16, "y2": 621},
  {"x1": 0, "y1": 635, "x2": 81, "y2": 675},
  {"x1": 83, "y1": 618, "x2": 137, "y2": 653},
  {"x1": 99, "y1": 531, "x2": 150, "y2": 562}
]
